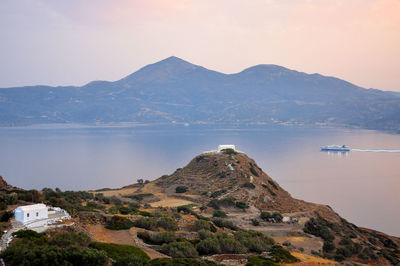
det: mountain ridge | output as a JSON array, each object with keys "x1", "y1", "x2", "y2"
[{"x1": 0, "y1": 56, "x2": 399, "y2": 131}]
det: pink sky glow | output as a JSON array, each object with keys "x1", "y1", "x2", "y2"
[{"x1": 0, "y1": 0, "x2": 399, "y2": 91}]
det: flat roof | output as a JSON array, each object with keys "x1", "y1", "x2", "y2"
[{"x1": 16, "y1": 203, "x2": 47, "y2": 211}]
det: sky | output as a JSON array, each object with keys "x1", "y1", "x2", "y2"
[{"x1": 0, "y1": 0, "x2": 399, "y2": 91}]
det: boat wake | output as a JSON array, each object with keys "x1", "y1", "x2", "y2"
[{"x1": 351, "y1": 149, "x2": 400, "y2": 153}]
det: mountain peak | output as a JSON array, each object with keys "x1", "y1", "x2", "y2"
[
  {"x1": 120, "y1": 56, "x2": 202, "y2": 82},
  {"x1": 160, "y1": 56, "x2": 189, "y2": 64}
]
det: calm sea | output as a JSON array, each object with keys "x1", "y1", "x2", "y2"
[{"x1": 0, "y1": 124, "x2": 399, "y2": 236}]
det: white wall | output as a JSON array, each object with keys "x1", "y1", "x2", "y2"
[{"x1": 14, "y1": 205, "x2": 48, "y2": 224}]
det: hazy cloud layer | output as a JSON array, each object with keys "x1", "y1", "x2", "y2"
[{"x1": 1, "y1": 0, "x2": 399, "y2": 91}]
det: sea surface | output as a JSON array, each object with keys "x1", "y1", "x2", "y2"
[{"x1": 0, "y1": 124, "x2": 399, "y2": 236}]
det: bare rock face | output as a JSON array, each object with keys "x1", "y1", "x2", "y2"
[
  {"x1": 0, "y1": 175, "x2": 10, "y2": 189},
  {"x1": 155, "y1": 151, "x2": 340, "y2": 223}
]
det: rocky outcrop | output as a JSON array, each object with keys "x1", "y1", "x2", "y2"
[{"x1": 0, "y1": 176, "x2": 10, "y2": 189}]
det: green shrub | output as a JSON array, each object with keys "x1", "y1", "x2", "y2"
[
  {"x1": 217, "y1": 237, "x2": 246, "y2": 254},
  {"x1": 249, "y1": 166, "x2": 259, "y2": 177},
  {"x1": 211, "y1": 218, "x2": 238, "y2": 230},
  {"x1": 50, "y1": 231, "x2": 91, "y2": 248},
  {"x1": 157, "y1": 216, "x2": 178, "y2": 231},
  {"x1": 0, "y1": 202, "x2": 7, "y2": 211},
  {"x1": 161, "y1": 241, "x2": 198, "y2": 258},
  {"x1": 260, "y1": 211, "x2": 282, "y2": 222},
  {"x1": 336, "y1": 247, "x2": 352, "y2": 258},
  {"x1": 208, "y1": 198, "x2": 236, "y2": 210},
  {"x1": 196, "y1": 238, "x2": 222, "y2": 255},
  {"x1": 63, "y1": 246, "x2": 109, "y2": 266},
  {"x1": 197, "y1": 230, "x2": 214, "y2": 240},
  {"x1": 234, "y1": 230, "x2": 274, "y2": 253},
  {"x1": 208, "y1": 200, "x2": 220, "y2": 210},
  {"x1": 106, "y1": 216, "x2": 134, "y2": 230},
  {"x1": 12, "y1": 229, "x2": 47, "y2": 241},
  {"x1": 378, "y1": 249, "x2": 400, "y2": 265},
  {"x1": 2, "y1": 231, "x2": 108, "y2": 266},
  {"x1": 193, "y1": 220, "x2": 217, "y2": 232},
  {"x1": 126, "y1": 193, "x2": 154, "y2": 201},
  {"x1": 246, "y1": 255, "x2": 276, "y2": 266},
  {"x1": 303, "y1": 218, "x2": 335, "y2": 242},
  {"x1": 137, "y1": 231, "x2": 152, "y2": 244},
  {"x1": 218, "y1": 197, "x2": 236, "y2": 206},
  {"x1": 323, "y1": 241, "x2": 336, "y2": 253},
  {"x1": 175, "y1": 186, "x2": 188, "y2": 193},
  {"x1": 148, "y1": 258, "x2": 217, "y2": 266},
  {"x1": 262, "y1": 184, "x2": 276, "y2": 196},
  {"x1": 213, "y1": 210, "x2": 227, "y2": 218},
  {"x1": 235, "y1": 201, "x2": 248, "y2": 209},
  {"x1": 242, "y1": 182, "x2": 256, "y2": 189},
  {"x1": 251, "y1": 218, "x2": 260, "y2": 226},
  {"x1": 210, "y1": 189, "x2": 226, "y2": 198},
  {"x1": 0, "y1": 211, "x2": 14, "y2": 222},
  {"x1": 89, "y1": 241, "x2": 150, "y2": 261},
  {"x1": 112, "y1": 255, "x2": 148, "y2": 266},
  {"x1": 151, "y1": 232, "x2": 177, "y2": 245},
  {"x1": 196, "y1": 232, "x2": 246, "y2": 255},
  {"x1": 269, "y1": 245, "x2": 299, "y2": 263},
  {"x1": 334, "y1": 254, "x2": 345, "y2": 262},
  {"x1": 86, "y1": 201, "x2": 106, "y2": 210},
  {"x1": 338, "y1": 236, "x2": 352, "y2": 246},
  {"x1": 268, "y1": 180, "x2": 278, "y2": 190},
  {"x1": 134, "y1": 217, "x2": 157, "y2": 230}
]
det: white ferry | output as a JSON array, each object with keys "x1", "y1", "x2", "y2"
[{"x1": 320, "y1": 145, "x2": 350, "y2": 152}]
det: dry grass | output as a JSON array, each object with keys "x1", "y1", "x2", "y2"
[
  {"x1": 87, "y1": 224, "x2": 135, "y2": 245},
  {"x1": 291, "y1": 251, "x2": 337, "y2": 265},
  {"x1": 275, "y1": 236, "x2": 309, "y2": 243},
  {"x1": 94, "y1": 182, "x2": 196, "y2": 208},
  {"x1": 91, "y1": 187, "x2": 140, "y2": 197},
  {"x1": 150, "y1": 197, "x2": 193, "y2": 207}
]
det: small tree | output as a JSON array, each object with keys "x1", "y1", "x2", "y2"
[
  {"x1": 175, "y1": 186, "x2": 188, "y2": 193},
  {"x1": 213, "y1": 210, "x2": 227, "y2": 218},
  {"x1": 235, "y1": 201, "x2": 248, "y2": 209},
  {"x1": 251, "y1": 218, "x2": 260, "y2": 226}
]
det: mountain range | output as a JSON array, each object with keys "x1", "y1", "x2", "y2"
[{"x1": 1, "y1": 56, "x2": 399, "y2": 131}]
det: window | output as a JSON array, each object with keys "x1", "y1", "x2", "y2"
[
  {"x1": 36, "y1": 212, "x2": 39, "y2": 217},
  {"x1": 27, "y1": 213, "x2": 29, "y2": 217}
]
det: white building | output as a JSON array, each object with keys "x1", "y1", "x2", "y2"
[
  {"x1": 218, "y1": 145, "x2": 236, "y2": 152},
  {"x1": 14, "y1": 204, "x2": 48, "y2": 226}
]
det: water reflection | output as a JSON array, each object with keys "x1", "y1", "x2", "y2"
[{"x1": 321, "y1": 150, "x2": 350, "y2": 156}]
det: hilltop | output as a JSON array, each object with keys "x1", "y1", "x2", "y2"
[
  {"x1": 1, "y1": 56, "x2": 399, "y2": 132},
  {"x1": 92, "y1": 149, "x2": 400, "y2": 265},
  {"x1": 155, "y1": 149, "x2": 339, "y2": 222}
]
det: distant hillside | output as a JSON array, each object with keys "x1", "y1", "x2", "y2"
[{"x1": 1, "y1": 56, "x2": 399, "y2": 132}]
